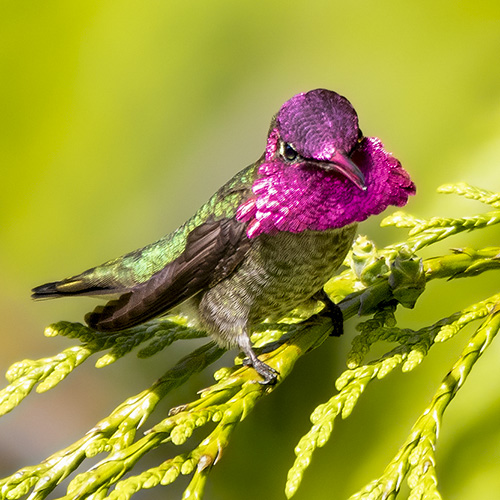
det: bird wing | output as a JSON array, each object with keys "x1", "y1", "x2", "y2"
[
  {"x1": 32, "y1": 163, "x2": 259, "y2": 331},
  {"x1": 84, "y1": 216, "x2": 250, "y2": 331}
]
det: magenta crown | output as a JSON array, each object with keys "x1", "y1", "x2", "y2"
[{"x1": 237, "y1": 89, "x2": 416, "y2": 238}]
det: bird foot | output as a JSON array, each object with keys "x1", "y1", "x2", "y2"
[
  {"x1": 242, "y1": 356, "x2": 279, "y2": 385},
  {"x1": 310, "y1": 289, "x2": 344, "y2": 337},
  {"x1": 239, "y1": 333, "x2": 279, "y2": 385}
]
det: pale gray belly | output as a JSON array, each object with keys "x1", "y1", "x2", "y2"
[{"x1": 196, "y1": 224, "x2": 357, "y2": 347}]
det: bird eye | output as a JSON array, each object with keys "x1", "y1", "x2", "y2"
[{"x1": 281, "y1": 142, "x2": 298, "y2": 162}]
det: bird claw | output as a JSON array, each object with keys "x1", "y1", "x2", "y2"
[
  {"x1": 243, "y1": 357, "x2": 279, "y2": 385},
  {"x1": 310, "y1": 289, "x2": 344, "y2": 337}
]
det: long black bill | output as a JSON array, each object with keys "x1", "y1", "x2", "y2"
[{"x1": 323, "y1": 150, "x2": 366, "y2": 191}]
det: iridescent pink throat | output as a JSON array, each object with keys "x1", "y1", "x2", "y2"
[{"x1": 236, "y1": 128, "x2": 415, "y2": 239}]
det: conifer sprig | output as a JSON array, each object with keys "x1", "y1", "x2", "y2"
[{"x1": 1, "y1": 183, "x2": 499, "y2": 500}]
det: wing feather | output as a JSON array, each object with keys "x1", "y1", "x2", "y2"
[{"x1": 85, "y1": 217, "x2": 250, "y2": 331}]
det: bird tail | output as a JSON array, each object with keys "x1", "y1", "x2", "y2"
[
  {"x1": 31, "y1": 280, "x2": 72, "y2": 299},
  {"x1": 31, "y1": 269, "x2": 177, "y2": 332},
  {"x1": 31, "y1": 270, "x2": 122, "y2": 300}
]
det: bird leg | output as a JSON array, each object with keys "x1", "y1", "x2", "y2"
[
  {"x1": 238, "y1": 333, "x2": 279, "y2": 385},
  {"x1": 312, "y1": 289, "x2": 344, "y2": 337}
]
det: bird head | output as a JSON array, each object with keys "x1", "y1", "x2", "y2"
[
  {"x1": 273, "y1": 88, "x2": 366, "y2": 191},
  {"x1": 237, "y1": 89, "x2": 416, "y2": 238}
]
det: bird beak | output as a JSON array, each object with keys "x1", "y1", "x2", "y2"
[{"x1": 322, "y1": 150, "x2": 366, "y2": 191}]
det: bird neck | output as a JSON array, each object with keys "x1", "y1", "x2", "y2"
[{"x1": 236, "y1": 135, "x2": 415, "y2": 239}]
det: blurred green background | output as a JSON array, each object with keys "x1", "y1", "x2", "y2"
[{"x1": 1, "y1": 1, "x2": 500, "y2": 498}]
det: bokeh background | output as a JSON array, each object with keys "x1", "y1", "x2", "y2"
[{"x1": 1, "y1": 1, "x2": 500, "y2": 498}]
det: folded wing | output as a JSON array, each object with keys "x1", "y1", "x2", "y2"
[{"x1": 34, "y1": 217, "x2": 250, "y2": 332}]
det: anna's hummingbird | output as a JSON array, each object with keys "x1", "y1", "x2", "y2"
[{"x1": 32, "y1": 89, "x2": 415, "y2": 384}]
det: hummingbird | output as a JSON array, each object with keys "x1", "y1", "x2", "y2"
[{"x1": 32, "y1": 89, "x2": 415, "y2": 384}]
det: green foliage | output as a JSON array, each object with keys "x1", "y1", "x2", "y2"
[{"x1": 1, "y1": 183, "x2": 500, "y2": 500}]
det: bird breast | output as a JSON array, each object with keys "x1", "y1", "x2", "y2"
[{"x1": 196, "y1": 224, "x2": 357, "y2": 347}]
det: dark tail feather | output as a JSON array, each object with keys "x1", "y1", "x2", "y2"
[
  {"x1": 31, "y1": 281, "x2": 66, "y2": 299},
  {"x1": 84, "y1": 261, "x2": 194, "y2": 331},
  {"x1": 85, "y1": 275, "x2": 176, "y2": 332},
  {"x1": 85, "y1": 284, "x2": 171, "y2": 331},
  {"x1": 85, "y1": 292, "x2": 143, "y2": 331},
  {"x1": 32, "y1": 277, "x2": 117, "y2": 299}
]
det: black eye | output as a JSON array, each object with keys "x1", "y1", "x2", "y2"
[{"x1": 281, "y1": 142, "x2": 298, "y2": 162}]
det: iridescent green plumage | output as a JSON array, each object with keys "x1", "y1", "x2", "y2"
[{"x1": 36, "y1": 163, "x2": 258, "y2": 295}]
